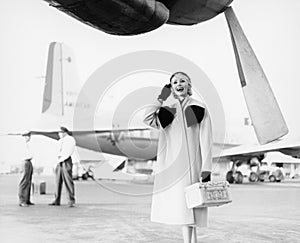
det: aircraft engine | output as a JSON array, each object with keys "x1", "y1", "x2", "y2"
[{"x1": 45, "y1": 0, "x2": 170, "y2": 35}]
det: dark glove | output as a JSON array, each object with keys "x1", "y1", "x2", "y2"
[
  {"x1": 201, "y1": 171, "x2": 211, "y2": 182},
  {"x1": 158, "y1": 106, "x2": 176, "y2": 128},
  {"x1": 158, "y1": 84, "x2": 172, "y2": 101}
]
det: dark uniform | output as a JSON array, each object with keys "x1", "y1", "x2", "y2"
[
  {"x1": 18, "y1": 159, "x2": 33, "y2": 205},
  {"x1": 19, "y1": 133, "x2": 34, "y2": 206},
  {"x1": 49, "y1": 129, "x2": 76, "y2": 207},
  {"x1": 52, "y1": 156, "x2": 75, "y2": 205}
]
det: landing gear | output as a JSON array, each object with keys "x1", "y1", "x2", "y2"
[
  {"x1": 226, "y1": 155, "x2": 266, "y2": 184},
  {"x1": 249, "y1": 172, "x2": 258, "y2": 182},
  {"x1": 248, "y1": 155, "x2": 265, "y2": 183},
  {"x1": 226, "y1": 170, "x2": 243, "y2": 184},
  {"x1": 269, "y1": 175, "x2": 276, "y2": 182},
  {"x1": 226, "y1": 160, "x2": 241, "y2": 184},
  {"x1": 236, "y1": 171, "x2": 243, "y2": 184},
  {"x1": 226, "y1": 171, "x2": 234, "y2": 184}
]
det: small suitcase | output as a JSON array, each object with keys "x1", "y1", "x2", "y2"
[{"x1": 185, "y1": 181, "x2": 232, "y2": 208}]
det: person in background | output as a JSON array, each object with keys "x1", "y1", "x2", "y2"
[
  {"x1": 143, "y1": 72, "x2": 213, "y2": 243},
  {"x1": 19, "y1": 132, "x2": 34, "y2": 207},
  {"x1": 49, "y1": 126, "x2": 76, "y2": 207}
]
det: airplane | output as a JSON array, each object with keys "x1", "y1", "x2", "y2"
[
  {"x1": 42, "y1": 0, "x2": 289, "y2": 145},
  {"x1": 14, "y1": 42, "x2": 299, "y2": 184}
]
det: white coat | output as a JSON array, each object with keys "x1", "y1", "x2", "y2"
[{"x1": 143, "y1": 96, "x2": 213, "y2": 226}]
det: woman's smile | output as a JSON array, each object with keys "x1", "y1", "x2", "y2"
[{"x1": 176, "y1": 86, "x2": 184, "y2": 92}]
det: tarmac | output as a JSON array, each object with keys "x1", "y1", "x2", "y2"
[{"x1": 0, "y1": 174, "x2": 300, "y2": 243}]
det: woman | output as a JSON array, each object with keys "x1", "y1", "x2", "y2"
[{"x1": 144, "y1": 72, "x2": 213, "y2": 243}]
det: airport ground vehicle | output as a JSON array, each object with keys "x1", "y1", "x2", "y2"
[{"x1": 256, "y1": 163, "x2": 284, "y2": 182}]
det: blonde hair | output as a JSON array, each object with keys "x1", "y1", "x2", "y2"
[{"x1": 170, "y1": 72, "x2": 192, "y2": 99}]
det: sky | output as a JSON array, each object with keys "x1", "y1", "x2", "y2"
[{"x1": 0, "y1": 0, "x2": 300, "y2": 168}]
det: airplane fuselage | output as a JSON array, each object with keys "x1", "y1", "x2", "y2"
[
  {"x1": 73, "y1": 130, "x2": 159, "y2": 160},
  {"x1": 72, "y1": 129, "x2": 238, "y2": 161}
]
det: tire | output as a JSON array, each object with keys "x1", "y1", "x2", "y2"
[
  {"x1": 226, "y1": 171, "x2": 234, "y2": 184},
  {"x1": 269, "y1": 175, "x2": 276, "y2": 182},
  {"x1": 258, "y1": 172, "x2": 266, "y2": 182},
  {"x1": 249, "y1": 172, "x2": 258, "y2": 182},
  {"x1": 236, "y1": 171, "x2": 243, "y2": 184},
  {"x1": 81, "y1": 173, "x2": 89, "y2": 180}
]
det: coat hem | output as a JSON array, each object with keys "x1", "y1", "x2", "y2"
[{"x1": 150, "y1": 219, "x2": 208, "y2": 228}]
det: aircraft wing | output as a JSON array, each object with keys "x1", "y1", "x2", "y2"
[
  {"x1": 22, "y1": 128, "x2": 159, "y2": 161},
  {"x1": 218, "y1": 138, "x2": 300, "y2": 161},
  {"x1": 8, "y1": 128, "x2": 151, "y2": 139}
]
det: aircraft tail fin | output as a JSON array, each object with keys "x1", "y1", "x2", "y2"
[
  {"x1": 42, "y1": 42, "x2": 81, "y2": 117},
  {"x1": 225, "y1": 7, "x2": 289, "y2": 144}
]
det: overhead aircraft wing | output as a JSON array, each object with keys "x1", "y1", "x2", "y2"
[{"x1": 43, "y1": 0, "x2": 233, "y2": 35}]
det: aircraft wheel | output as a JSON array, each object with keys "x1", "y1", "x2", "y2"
[
  {"x1": 236, "y1": 171, "x2": 243, "y2": 184},
  {"x1": 258, "y1": 173, "x2": 265, "y2": 182},
  {"x1": 269, "y1": 175, "x2": 276, "y2": 182},
  {"x1": 276, "y1": 179, "x2": 281, "y2": 182},
  {"x1": 249, "y1": 172, "x2": 258, "y2": 182},
  {"x1": 226, "y1": 171, "x2": 234, "y2": 184},
  {"x1": 81, "y1": 173, "x2": 89, "y2": 180}
]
